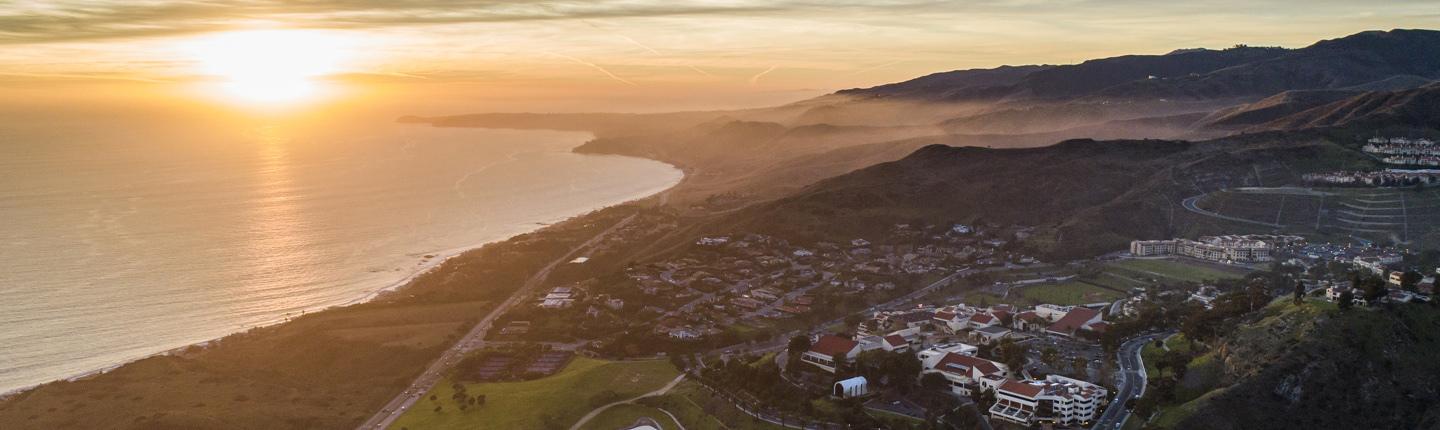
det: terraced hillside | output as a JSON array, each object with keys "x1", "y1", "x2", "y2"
[{"x1": 1191, "y1": 187, "x2": 1440, "y2": 247}]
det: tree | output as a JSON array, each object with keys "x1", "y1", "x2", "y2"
[
  {"x1": 1071, "y1": 356, "x2": 1089, "y2": 380},
  {"x1": 787, "y1": 335, "x2": 811, "y2": 357},
  {"x1": 997, "y1": 338, "x2": 1028, "y2": 373},
  {"x1": 1400, "y1": 271, "x2": 1423, "y2": 292},
  {"x1": 920, "y1": 372, "x2": 949, "y2": 392},
  {"x1": 1361, "y1": 277, "x2": 1387, "y2": 303},
  {"x1": 1338, "y1": 290, "x2": 1355, "y2": 310},
  {"x1": 1041, "y1": 347, "x2": 1059, "y2": 367},
  {"x1": 1293, "y1": 280, "x2": 1305, "y2": 305},
  {"x1": 844, "y1": 314, "x2": 864, "y2": 330}
]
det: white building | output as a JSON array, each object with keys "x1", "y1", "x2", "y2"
[
  {"x1": 800, "y1": 335, "x2": 862, "y2": 373},
  {"x1": 920, "y1": 350, "x2": 1010, "y2": 396},
  {"x1": 989, "y1": 375, "x2": 1108, "y2": 426},
  {"x1": 834, "y1": 376, "x2": 869, "y2": 398}
]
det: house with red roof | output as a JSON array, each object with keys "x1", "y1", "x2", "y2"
[{"x1": 800, "y1": 334, "x2": 862, "y2": 373}]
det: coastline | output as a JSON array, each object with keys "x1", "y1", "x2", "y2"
[{"x1": 0, "y1": 134, "x2": 684, "y2": 399}]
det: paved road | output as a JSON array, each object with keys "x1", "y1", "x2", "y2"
[
  {"x1": 1092, "y1": 331, "x2": 1172, "y2": 430},
  {"x1": 568, "y1": 374, "x2": 687, "y2": 430},
  {"x1": 357, "y1": 213, "x2": 642, "y2": 430},
  {"x1": 1181, "y1": 195, "x2": 1284, "y2": 228}
]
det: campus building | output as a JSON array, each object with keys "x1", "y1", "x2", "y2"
[
  {"x1": 919, "y1": 345, "x2": 1010, "y2": 396},
  {"x1": 989, "y1": 375, "x2": 1108, "y2": 426}
]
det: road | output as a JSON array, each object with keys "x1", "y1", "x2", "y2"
[
  {"x1": 1092, "y1": 331, "x2": 1172, "y2": 430},
  {"x1": 357, "y1": 213, "x2": 643, "y2": 430},
  {"x1": 1180, "y1": 195, "x2": 1285, "y2": 228},
  {"x1": 567, "y1": 374, "x2": 687, "y2": 430}
]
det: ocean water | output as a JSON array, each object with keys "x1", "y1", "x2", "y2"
[{"x1": 0, "y1": 115, "x2": 682, "y2": 394}]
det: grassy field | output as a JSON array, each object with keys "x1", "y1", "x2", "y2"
[
  {"x1": 639, "y1": 381, "x2": 787, "y2": 430},
  {"x1": 1014, "y1": 281, "x2": 1126, "y2": 305},
  {"x1": 1109, "y1": 259, "x2": 1246, "y2": 284},
  {"x1": 391, "y1": 357, "x2": 679, "y2": 430},
  {"x1": 579, "y1": 403, "x2": 680, "y2": 430}
]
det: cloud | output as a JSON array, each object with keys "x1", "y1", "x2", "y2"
[{"x1": 0, "y1": 1, "x2": 941, "y2": 44}]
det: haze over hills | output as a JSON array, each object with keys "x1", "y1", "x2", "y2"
[{"x1": 412, "y1": 29, "x2": 1440, "y2": 213}]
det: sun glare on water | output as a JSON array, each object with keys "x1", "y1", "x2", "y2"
[{"x1": 187, "y1": 30, "x2": 352, "y2": 105}]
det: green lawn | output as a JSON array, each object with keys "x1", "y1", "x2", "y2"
[
  {"x1": 1015, "y1": 281, "x2": 1126, "y2": 305},
  {"x1": 391, "y1": 357, "x2": 680, "y2": 429},
  {"x1": 579, "y1": 403, "x2": 681, "y2": 430},
  {"x1": 640, "y1": 381, "x2": 788, "y2": 430},
  {"x1": 1109, "y1": 259, "x2": 1246, "y2": 284}
]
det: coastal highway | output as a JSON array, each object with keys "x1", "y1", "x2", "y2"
[
  {"x1": 357, "y1": 212, "x2": 642, "y2": 430},
  {"x1": 1092, "y1": 331, "x2": 1172, "y2": 430}
]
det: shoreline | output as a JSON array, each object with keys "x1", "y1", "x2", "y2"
[{"x1": 0, "y1": 133, "x2": 684, "y2": 399}]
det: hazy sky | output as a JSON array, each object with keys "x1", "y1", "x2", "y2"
[{"x1": 1, "y1": 1, "x2": 1436, "y2": 111}]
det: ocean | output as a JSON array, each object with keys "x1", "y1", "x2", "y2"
[{"x1": 0, "y1": 113, "x2": 682, "y2": 394}]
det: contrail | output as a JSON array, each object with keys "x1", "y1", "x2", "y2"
[
  {"x1": 618, "y1": 35, "x2": 662, "y2": 55},
  {"x1": 750, "y1": 65, "x2": 777, "y2": 85},
  {"x1": 545, "y1": 52, "x2": 636, "y2": 86},
  {"x1": 558, "y1": 7, "x2": 714, "y2": 79},
  {"x1": 848, "y1": 60, "x2": 905, "y2": 76}
]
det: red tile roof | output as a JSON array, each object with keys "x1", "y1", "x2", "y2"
[
  {"x1": 999, "y1": 379, "x2": 1043, "y2": 398},
  {"x1": 809, "y1": 335, "x2": 859, "y2": 357},
  {"x1": 934, "y1": 311, "x2": 957, "y2": 321},
  {"x1": 884, "y1": 335, "x2": 907, "y2": 347},
  {"x1": 1046, "y1": 307, "x2": 1100, "y2": 334},
  {"x1": 937, "y1": 353, "x2": 1003, "y2": 376},
  {"x1": 970, "y1": 313, "x2": 995, "y2": 324}
]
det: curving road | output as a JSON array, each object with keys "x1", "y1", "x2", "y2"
[
  {"x1": 1092, "y1": 331, "x2": 1172, "y2": 430},
  {"x1": 1180, "y1": 195, "x2": 1284, "y2": 228}
]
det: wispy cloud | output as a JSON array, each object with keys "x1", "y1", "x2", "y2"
[
  {"x1": 545, "y1": 52, "x2": 636, "y2": 86},
  {"x1": 0, "y1": 1, "x2": 926, "y2": 44}
]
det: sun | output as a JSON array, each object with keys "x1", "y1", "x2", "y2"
[{"x1": 187, "y1": 30, "x2": 352, "y2": 104}]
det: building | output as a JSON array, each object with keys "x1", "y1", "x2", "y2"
[
  {"x1": 539, "y1": 286, "x2": 577, "y2": 309},
  {"x1": 800, "y1": 335, "x2": 862, "y2": 373},
  {"x1": 1045, "y1": 307, "x2": 1104, "y2": 338},
  {"x1": 1128, "y1": 235, "x2": 1304, "y2": 264},
  {"x1": 989, "y1": 375, "x2": 1108, "y2": 426},
  {"x1": 921, "y1": 351, "x2": 1010, "y2": 396},
  {"x1": 1325, "y1": 283, "x2": 1367, "y2": 306},
  {"x1": 971, "y1": 325, "x2": 1013, "y2": 345},
  {"x1": 1129, "y1": 240, "x2": 1176, "y2": 256},
  {"x1": 834, "y1": 376, "x2": 869, "y2": 398}
]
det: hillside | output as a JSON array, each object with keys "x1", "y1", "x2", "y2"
[
  {"x1": 716, "y1": 132, "x2": 1380, "y2": 259},
  {"x1": 1253, "y1": 82, "x2": 1440, "y2": 131},
  {"x1": 1169, "y1": 303, "x2": 1440, "y2": 430}
]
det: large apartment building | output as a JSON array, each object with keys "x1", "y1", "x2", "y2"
[{"x1": 1130, "y1": 235, "x2": 1304, "y2": 263}]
